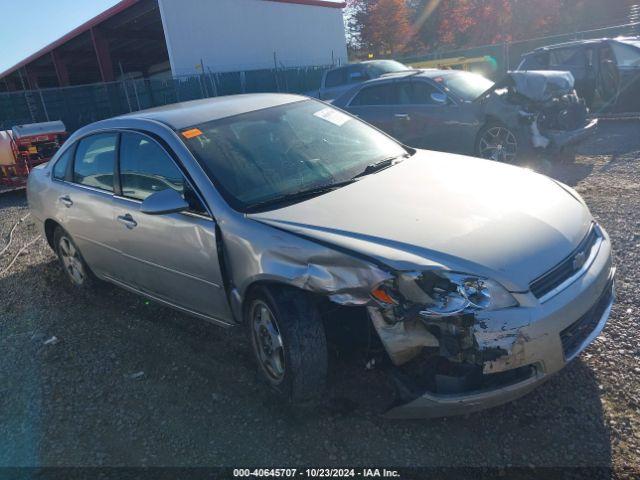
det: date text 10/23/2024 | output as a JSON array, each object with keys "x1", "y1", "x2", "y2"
[{"x1": 233, "y1": 469, "x2": 401, "y2": 478}]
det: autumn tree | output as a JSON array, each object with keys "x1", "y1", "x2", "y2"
[{"x1": 349, "y1": 0, "x2": 414, "y2": 56}]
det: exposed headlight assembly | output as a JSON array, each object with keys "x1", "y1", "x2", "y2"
[{"x1": 371, "y1": 270, "x2": 518, "y2": 319}]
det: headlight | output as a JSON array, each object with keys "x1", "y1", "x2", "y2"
[{"x1": 371, "y1": 270, "x2": 518, "y2": 318}]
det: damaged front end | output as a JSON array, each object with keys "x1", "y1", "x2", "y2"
[
  {"x1": 366, "y1": 270, "x2": 539, "y2": 413},
  {"x1": 483, "y1": 70, "x2": 598, "y2": 153}
]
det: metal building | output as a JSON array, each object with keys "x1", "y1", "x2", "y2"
[{"x1": 0, "y1": 0, "x2": 347, "y2": 92}]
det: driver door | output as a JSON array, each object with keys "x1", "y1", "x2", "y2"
[
  {"x1": 596, "y1": 44, "x2": 620, "y2": 108},
  {"x1": 394, "y1": 79, "x2": 478, "y2": 153},
  {"x1": 112, "y1": 131, "x2": 232, "y2": 323}
]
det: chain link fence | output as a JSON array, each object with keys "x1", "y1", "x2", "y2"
[
  {"x1": 399, "y1": 21, "x2": 640, "y2": 80},
  {"x1": 0, "y1": 65, "x2": 330, "y2": 132}
]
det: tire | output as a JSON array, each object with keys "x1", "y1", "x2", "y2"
[
  {"x1": 475, "y1": 122, "x2": 519, "y2": 163},
  {"x1": 53, "y1": 227, "x2": 97, "y2": 290},
  {"x1": 245, "y1": 285, "x2": 328, "y2": 403}
]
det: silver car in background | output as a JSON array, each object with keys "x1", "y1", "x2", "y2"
[
  {"x1": 27, "y1": 94, "x2": 614, "y2": 418},
  {"x1": 316, "y1": 60, "x2": 411, "y2": 101}
]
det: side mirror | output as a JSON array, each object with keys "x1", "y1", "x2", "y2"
[
  {"x1": 140, "y1": 188, "x2": 189, "y2": 215},
  {"x1": 431, "y1": 92, "x2": 448, "y2": 105}
]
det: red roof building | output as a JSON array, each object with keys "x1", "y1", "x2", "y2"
[{"x1": 0, "y1": 0, "x2": 346, "y2": 92}]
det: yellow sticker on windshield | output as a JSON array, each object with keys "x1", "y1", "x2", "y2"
[{"x1": 182, "y1": 128, "x2": 203, "y2": 139}]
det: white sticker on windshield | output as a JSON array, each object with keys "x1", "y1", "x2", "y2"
[{"x1": 314, "y1": 107, "x2": 351, "y2": 127}]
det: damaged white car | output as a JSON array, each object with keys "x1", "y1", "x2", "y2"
[{"x1": 27, "y1": 95, "x2": 614, "y2": 418}]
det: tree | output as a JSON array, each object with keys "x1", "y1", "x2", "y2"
[
  {"x1": 429, "y1": 0, "x2": 513, "y2": 47},
  {"x1": 352, "y1": 0, "x2": 414, "y2": 56}
]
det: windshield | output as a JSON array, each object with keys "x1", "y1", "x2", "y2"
[
  {"x1": 180, "y1": 100, "x2": 408, "y2": 212},
  {"x1": 437, "y1": 71, "x2": 495, "y2": 101},
  {"x1": 367, "y1": 60, "x2": 412, "y2": 77}
]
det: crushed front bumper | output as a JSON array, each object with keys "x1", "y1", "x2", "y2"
[
  {"x1": 547, "y1": 118, "x2": 599, "y2": 150},
  {"x1": 379, "y1": 230, "x2": 614, "y2": 419}
]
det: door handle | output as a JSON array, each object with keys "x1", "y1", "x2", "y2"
[
  {"x1": 59, "y1": 195, "x2": 73, "y2": 208},
  {"x1": 117, "y1": 214, "x2": 138, "y2": 229},
  {"x1": 395, "y1": 113, "x2": 411, "y2": 120}
]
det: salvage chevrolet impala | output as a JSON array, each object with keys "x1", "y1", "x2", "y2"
[{"x1": 27, "y1": 94, "x2": 615, "y2": 418}]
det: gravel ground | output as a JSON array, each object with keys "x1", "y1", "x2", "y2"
[{"x1": 0, "y1": 121, "x2": 639, "y2": 475}]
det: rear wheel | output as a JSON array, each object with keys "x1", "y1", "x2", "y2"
[
  {"x1": 476, "y1": 123, "x2": 519, "y2": 163},
  {"x1": 53, "y1": 227, "x2": 97, "y2": 290},
  {"x1": 246, "y1": 285, "x2": 328, "y2": 403}
]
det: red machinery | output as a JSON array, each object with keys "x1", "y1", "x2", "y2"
[{"x1": 0, "y1": 121, "x2": 68, "y2": 192}]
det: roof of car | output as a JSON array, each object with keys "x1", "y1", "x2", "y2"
[
  {"x1": 328, "y1": 60, "x2": 405, "y2": 70},
  {"x1": 117, "y1": 93, "x2": 308, "y2": 130},
  {"x1": 368, "y1": 69, "x2": 461, "y2": 81},
  {"x1": 531, "y1": 36, "x2": 640, "y2": 52}
]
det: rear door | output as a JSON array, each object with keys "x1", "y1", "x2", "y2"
[
  {"x1": 112, "y1": 131, "x2": 232, "y2": 323},
  {"x1": 58, "y1": 132, "x2": 121, "y2": 278}
]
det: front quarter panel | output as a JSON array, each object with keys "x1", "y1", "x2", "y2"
[{"x1": 221, "y1": 214, "x2": 392, "y2": 318}]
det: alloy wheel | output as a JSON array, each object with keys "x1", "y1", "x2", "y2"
[
  {"x1": 250, "y1": 300, "x2": 286, "y2": 383},
  {"x1": 59, "y1": 236, "x2": 85, "y2": 285},
  {"x1": 478, "y1": 126, "x2": 518, "y2": 163}
]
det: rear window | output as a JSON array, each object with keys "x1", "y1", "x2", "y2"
[{"x1": 324, "y1": 68, "x2": 347, "y2": 88}]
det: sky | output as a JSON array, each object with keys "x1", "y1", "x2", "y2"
[
  {"x1": 0, "y1": 0, "x2": 121, "y2": 73},
  {"x1": 0, "y1": 0, "x2": 345, "y2": 75}
]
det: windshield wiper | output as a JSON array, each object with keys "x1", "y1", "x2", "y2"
[
  {"x1": 353, "y1": 154, "x2": 408, "y2": 179},
  {"x1": 245, "y1": 180, "x2": 356, "y2": 212}
]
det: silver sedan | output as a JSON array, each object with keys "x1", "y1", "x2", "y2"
[{"x1": 27, "y1": 94, "x2": 615, "y2": 418}]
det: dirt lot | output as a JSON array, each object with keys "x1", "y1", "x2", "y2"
[{"x1": 1, "y1": 121, "x2": 639, "y2": 475}]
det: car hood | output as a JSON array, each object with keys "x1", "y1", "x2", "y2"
[
  {"x1": 248, "y1": 151, "x2": 592, "y2": 291},
  {"x1": 478, "y1": 70, "x2": 575, "y2": 103}
]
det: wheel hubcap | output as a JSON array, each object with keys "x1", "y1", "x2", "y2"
[
  {"x1": 479, "y1": 127, "x2": 518, "y2": 163},
  {"x1": 59, "y1": 237, "x2": 85, "y2": 285},
  {"x1": 251, "y1": 301, "x2": 285, "y2": 382}
]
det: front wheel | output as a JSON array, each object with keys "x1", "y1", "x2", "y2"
[
  {"x1": 476, "y1": 123, "x2": 519, "y2": 163},
  {"x1": 246, "y1": 285, "x2": 328, "y2": 404}
]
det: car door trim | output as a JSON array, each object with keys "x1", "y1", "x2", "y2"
[
  {"x1": 102, "y1": 273, "x2": 234, "y2": 328},
  {"x1": 75, "y1": 228, "x2": 222, "y2": 290},
  {"x1": 118, "y1": 250, "x2": 222, "y2": 289}
]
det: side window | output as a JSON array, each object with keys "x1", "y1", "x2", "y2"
[
  {"x1": 324, "y1": 68, "x2": 346, "y2": 88},
  {"x1": 401, "y1": 81, "x2": 441, "y2": 105},
  {"x1": 119, "y1": 132, "x2": 206, "y2": 214},
  {"x1": 520, "y1": 52, "x2": 548, "y2": 69},
  {"x1": 550, "y1": 48, "x2": 585, "y2": 68},
  {"x1": 350, "y1": 84, "x2": 396, "y2": 106},
  {"x1": 52, "y1": 146, "x2": 73, "y2": 180},
  {"x1": 73, "y1": 133, "x2": 117, "y2": 192}
]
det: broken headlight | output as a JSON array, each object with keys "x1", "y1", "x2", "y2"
[{"x1": 371, "y1": 271, "x2": 518, "y2": 318}]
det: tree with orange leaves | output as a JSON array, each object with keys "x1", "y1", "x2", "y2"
[
  {"x1": 349, "y1": 0, "x2": 414, "y2": 56},
  {"x1": 433, "y1": 0, "x2": 512, "y2": 47}
]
